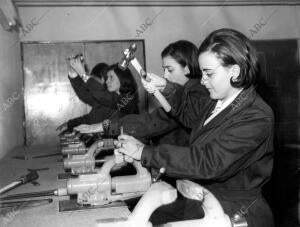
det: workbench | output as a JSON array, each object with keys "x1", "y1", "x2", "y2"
[{"x1": 0, "y1": 145, "x2": 131, "y2": 227}]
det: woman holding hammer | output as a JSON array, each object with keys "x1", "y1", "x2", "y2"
[{"x1": 115, "y1": 28, "x2": 274, "y2": 227}]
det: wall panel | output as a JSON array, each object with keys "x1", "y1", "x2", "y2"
[{"x1": 22, "y1": 40, "x2": 146, "y2": 146}]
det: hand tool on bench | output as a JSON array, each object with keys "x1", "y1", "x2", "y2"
[
  {"x1": 0, "y1": 170, "x2": 39, "y2": 195},
  {"x1": 0, "y1": 198, "x2": 53, "y2": 209}
]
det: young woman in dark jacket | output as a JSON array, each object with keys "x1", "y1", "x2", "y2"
[
  {"x1": 57, "y1": 60, "x2": 139, "y2": 133},
  {"x1": 115, "y1": 29, "x2": 274, "y2": 227},
  {"x1": 75, "y1": 41, "x2": 209, "y2": 147}
]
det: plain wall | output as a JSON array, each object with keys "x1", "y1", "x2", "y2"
[
  {"x1": 17, "y1": 5, "x2": 300, "y2": 115},
  {"x1": 18, "y1": 5, "x2": 300, "y2": 75},
  {"x1": 0, "y1": 26, "x2": 23, "y2": 159}
]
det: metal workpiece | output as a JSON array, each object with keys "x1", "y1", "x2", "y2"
[
  {"x1": 60, "y1": 132, "x2": 77, "y2": 140},
  {"x1": 230, "y1": 212, "x2": 248, "y2": 227},
  {"x1": 112, "y1": 161, "x2": 151, "y2": 194}
]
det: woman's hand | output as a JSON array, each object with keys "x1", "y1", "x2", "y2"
[
  {"x1": 115, "y1": 134, "x2": 145, "y2": 161},
  {"x1": 66, "y1": 59, "x2": 77, "y2": 78},
  {"x1": 141, "y1": 78, "x2": 157, "y2": 94},
  {"x1": 69, "y1": 57, "x2": 86, "y2": 76},
  {"x1": 147, "y1": 73, "x2": 167, "y2": 89},
  {"x1": 74, "y1": 123, "x2": 103, "y2": 134},
  {"x1": 141, "y1": 73, "x2": 167, "y2": 94}
]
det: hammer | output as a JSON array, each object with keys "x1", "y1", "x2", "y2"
[
  {"x1": 0, "y1": 170, "x2": 39, "y2": 195},
  {"x1": 119, "y1": 43, "x2": 171, "y2": 112}
]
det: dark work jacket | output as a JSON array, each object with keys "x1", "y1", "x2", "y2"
[
  {"x1": 108, "y1": 79, "x2": 210, "y2": 146},
  {"x1": 67, "y1": 76, "x2": 138, "y2": 130},
  {"x1": 142, "y1": 87, "x2": 274, "y2": 227},
  {"x1": 85, "y1": 78, "x2": 139, "y2": 115}
]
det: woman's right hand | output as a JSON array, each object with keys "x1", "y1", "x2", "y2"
[
  {"x1": 74, "y1": 123, "x2": 103, "y2": 134},
  {"x1": 69, "y1": 57, "x2": 86, "y2": 76},
  {"x1": 141, "y1": 73, "x2": 166, "y2": 94},
  {"x1": 146, "y1": 73, "x2": 167, "y2": 90}
]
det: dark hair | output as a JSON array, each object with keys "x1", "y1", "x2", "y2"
[
  {"x1": 107, "y1": 64, "x2": 138, "y2": 95},
  {"x1": 108, "y1": 64, "x2": 139, "y2": 114},
  {"x1": 161, "y1": 40, "x2": 201, "y2": 79},
  {"x1": 91, "y1": 63, "x2": 109, "y2": 80},
  {"x1": 198, "y1": 28, "x2": 258, "y2": 89}
]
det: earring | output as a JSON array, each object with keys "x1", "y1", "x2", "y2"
[{"x1": 231, "y1": 76, "x2": 238, "y2": 82}]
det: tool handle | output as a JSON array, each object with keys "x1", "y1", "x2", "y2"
[
  {"x1": 130, "y1": 58, "x2": 171, "y2": 112},
  {"x1": 0, "y1": 181, "x2": 22, "y2": 195},
  {"x1": 152, "y1": 91, "x2": 171, "y2": 112}
]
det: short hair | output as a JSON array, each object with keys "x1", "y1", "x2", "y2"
[
  {"x1": 90, "y1": 63, "x2": 109, "y2": 80},
  {"x1": 161, "y1": 40, "x2": 201, "y2": 79},
  {"x1": 198, "y1": 28, "x2": 258, "y2": 88},
  {"x1": 107, "y1": 63, "x2": 138, "y2": 95}
]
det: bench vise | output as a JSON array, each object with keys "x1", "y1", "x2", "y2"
[
  {"x1": 63, "y1": 139, "x2": 114, "y2": 174},
  {"x1": 66, "y1": 154, "x2": 151, "y2": 206},
  {"x1": 61, "y1": 142, "x2": 87, "y2": 156},
  {"x1": 59, "y1": 131, "x2": 94, "y2": 147}
]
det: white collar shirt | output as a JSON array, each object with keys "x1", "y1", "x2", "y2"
[{"x1": 204, "y1": 89, "x2": 243, "y2": 126}]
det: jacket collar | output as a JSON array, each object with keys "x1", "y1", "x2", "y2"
[{"x1": 190, "y1": 86, "x2": 257, "y2": 143}]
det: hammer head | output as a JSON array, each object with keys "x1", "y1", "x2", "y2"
[{"x1": 118, "y1": 43, "x2": 137, "y2": 70}]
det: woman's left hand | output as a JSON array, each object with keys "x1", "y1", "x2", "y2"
[
  {"x1": 141, "y1": 78, "x2": 157, "y2": 94},
  {"x1": 146, "y1": 73, "x2": 167, "y2": 89},
  {"x1": 74, "y1": 123, "x2": 103, "y2": 133},
  {"x1": 115, "y1": 134, "x2": 145, "y2": 161},
  {"x1": 141, "y1": 73, "x2": 166, "y2": 94}
]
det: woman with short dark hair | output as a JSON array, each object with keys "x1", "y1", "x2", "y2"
[
  {"x1": 198, "y1": 28, "x2": 258, "y2": 89},
  {"x1": 116, "y1": 28, "x2": 274, "y2": 227},
  {"x1": 161, "y1": 40, "x2": 201, "y2": 79}
]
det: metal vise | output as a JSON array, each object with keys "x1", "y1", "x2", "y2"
[
  {"x1": 59, "y1": 132, "x2": 82, "y2": 149},
  {"x1": 66, "y1": 154, "x2": 151, "y2": 206},
  {"x1": 63, "y1": 139, "x2": 114, "y2": 174},
  {"x1": 59, "y1": 131, "x2": 93, "y2": 145},
  {"x1": 61, "y1": 142, "x2": 87, "y2": 156}
]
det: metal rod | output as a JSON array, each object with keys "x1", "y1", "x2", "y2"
[
  {"x1": 0, "y1": 198, "x2": 53, "y2": 208},
  {"x1": 32, "y1": 152, "x2": 62, "y2": 159},
  {"x1": 0, "y1": 189, "x2": 55, "y2": 201}
]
